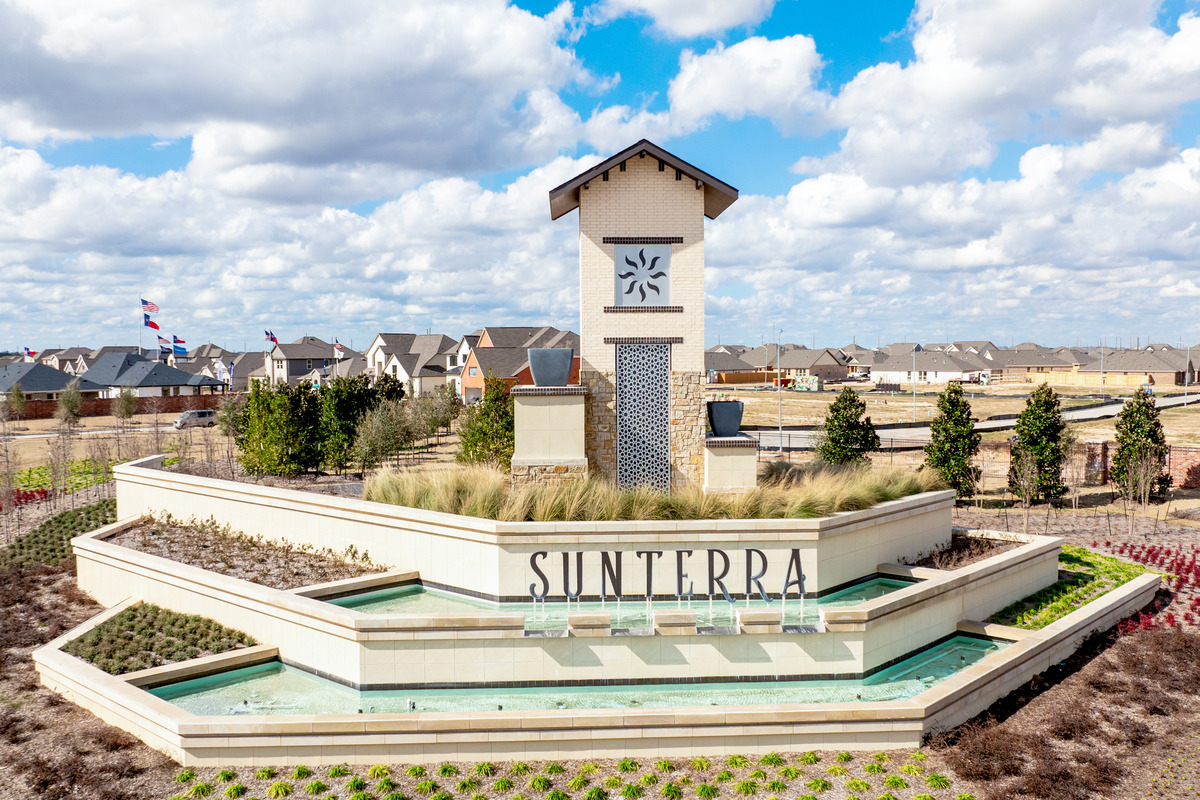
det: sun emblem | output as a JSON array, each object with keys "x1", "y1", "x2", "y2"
[{"x1": 617, "y1": 248, "x2": 667, "y2": 303}]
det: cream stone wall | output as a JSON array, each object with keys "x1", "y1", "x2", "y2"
[
  {"x1": 578, "y1": 155, "x2": 705, "y2": 374},
  {"x1": 35, "y1": 573, "x2": 1160, "y2": 765},
  {"x1": 512, "y1": 394, "x2": 586, "y2": 462},
  {"x1": 703, "y1": 446, "x2": 758, "y2": 492}
]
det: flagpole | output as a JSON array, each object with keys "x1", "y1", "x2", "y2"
[{"x1": 138, "y1": 297, "x2": 142, "y2": 357}]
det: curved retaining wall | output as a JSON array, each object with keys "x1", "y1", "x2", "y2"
[
  {"x1": 33, "y1": 575, "x2": 1159, "y2": 765},
  {"x1": 112, "y1": 457, "x2": 956, "y2": 598}
]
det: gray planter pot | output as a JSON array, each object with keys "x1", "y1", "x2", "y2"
[
  {"x1": 528, "y1": 348, "x2": 574, "y2": 386},
  {"x1": 707, "y1": 400, "x2": 744, "y2": 437}
]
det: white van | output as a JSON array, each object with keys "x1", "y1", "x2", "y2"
[{"x1": 173, "y1": 409, "x2": 217, "y2": 429}]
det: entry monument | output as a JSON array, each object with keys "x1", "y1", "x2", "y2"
[{"x1": 513, "y1": 139, "x2": 756, "y2": 492}]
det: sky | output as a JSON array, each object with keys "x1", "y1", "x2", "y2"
[{"x1": 3, "y1": 0, "x2": 1200, "y2": 353}]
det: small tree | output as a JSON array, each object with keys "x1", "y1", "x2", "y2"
[
  {"x1": 923, "y1": 381, "x2": 981, "y2": 499},
  {"x1": 374, "y1": 374, "x2": 406, "y2": 403},
  {"x1": 8, "y1": 384, "x2": 26, "y2": 426},
  {"x1": 113, "y1": 386, "x2": 138, "y2": 460},
  {"x1": 1009, "y1": 447, "x2": 1039, "y2": 534},
  {"x1": 1008, "y1": 383, "x2": 1067, "y2": 503},
  {"x1": 1111, "y1": 387, "x2": 1171, "y2": 497},
  {"x1": 456, "y1": 375, "x2": 515, "y2": 469},
  {"x1": 817, "y1": 386, "x2": 880, "y2": 465},
  {"x1": 217, "y1": 393, "x2": 247, "y2": 477},
  {"x1": 236, "y1": 382, "x2": 322, "y2": 476},
  {"x1": 54, "y1": 379, "x2": 83, "y2": 428},
  {"x1": 1118, "y1": 443, "x2": 1163, "y2": 536},
  {"x1": 353, "y1": 400, "x2": 407, "y2": 473},
  {"x1": 318, "y1": 375, "x2": 377, "y2": 473}
]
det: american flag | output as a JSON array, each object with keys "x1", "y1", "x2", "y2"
[
  {"x1": 264, "y1": 330, "x2": 278, "y2": 344},
  {"x1": 334, "y1": 338, "x2": 345, "y2": 351},
  {"x1": 157, "y1": 336, "x2": 171, "y2": 347},
  {"x1": 141, "y1": 298, "x2": 160, "y2": 313}
]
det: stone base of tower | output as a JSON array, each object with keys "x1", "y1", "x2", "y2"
[{"x1": 581, "y1": 368, "x2": 710, "y2": 490}]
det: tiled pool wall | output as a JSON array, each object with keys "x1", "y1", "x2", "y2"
[
  {"x1": 33, "y1": 574, "x2": 1161, "y2": 765},
  {"x1": 73, "y1": 514, "x2": 1063, "y2": 688},
  {"x1": 111, "y1": 456, "x2": 956, "y2": 597}
]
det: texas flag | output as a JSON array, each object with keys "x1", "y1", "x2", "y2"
[
  {"x1": 264, "y1": 330, "x2": 278, "y2": 344},
  {"x1": 173, "y1": 335, "x2": 186, "y2": 345},
  {"x1": 23, "y1": 346, "x2": 36, "y2": 362},
  {"x1": 144, "y1": 314, "x2": 160, "y2": 330}
]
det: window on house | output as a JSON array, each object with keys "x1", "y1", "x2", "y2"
[
  {"x1": 391, "y1": 365, "x2": 397, "y2": 375},
  {"x1": 306, "y1": 359, "x2": 312, "y2": 370},
  {"x1": 449, "y1": 355, "x2": 457, "y2": 366},
  {"x1": 918, "y1": 371, "x2": 928, "y2": 381},
  {"x1": 470, "y1": 367, "x2": 478, "y2": 377},
  {"x1": 274, "y1": 360, "x2": 283, "y2": 370},
  {"x1": 906, "y1": 371, "x2": 912, "y2": 380}
]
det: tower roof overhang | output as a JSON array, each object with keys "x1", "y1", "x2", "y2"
[{"x1": 548, "y1": 139, "x2": 739, "y2": 221}]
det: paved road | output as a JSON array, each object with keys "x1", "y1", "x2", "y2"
[{"x1": 751, "y1": 392, "x2": 1200, "y2": 451}]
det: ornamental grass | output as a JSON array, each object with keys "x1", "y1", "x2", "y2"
[{"x1": 363, "y1": 462, "x2": 944, "y2": 522}]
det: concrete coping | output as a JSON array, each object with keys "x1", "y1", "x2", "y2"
[
  {"x1": 704, "y1": 435, "x2": 758, "y2": 449},
  {"x1": 510, "y1": 386, "x2": 587, "y2": 396},
  {"x1": 113, "y1": 456, "x2": 955, "y2": 540}
]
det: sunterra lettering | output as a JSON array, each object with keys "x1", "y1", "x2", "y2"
[{"x1": 528, "y1": 548, "x2": 804, "y2": 602}]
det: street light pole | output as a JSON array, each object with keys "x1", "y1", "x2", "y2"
[
  {"x1": 777, "y1": 328, "x2": 784, "y2": 453},
  {"x1": 912, "y1": 346, "x2": 917, "y2": 423}
]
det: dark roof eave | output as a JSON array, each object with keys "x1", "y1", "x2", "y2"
[{"x1": 548, "y1": 139, "x2": 738, "y2": 221}]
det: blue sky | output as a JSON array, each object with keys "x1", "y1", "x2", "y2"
[{"x1": 3, "y1": 0, "x2": 1200, "y2": 353}]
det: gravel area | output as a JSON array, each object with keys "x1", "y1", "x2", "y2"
[{"x1": 109, "y1": 517, "x2": 386, "y2": 590}]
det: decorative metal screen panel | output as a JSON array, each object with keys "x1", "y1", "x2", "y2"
[
  {"x1": 614, "y1": 244, "x2": 671, "y2": 306},
  {"x1": 616, "y1": 343, "x2": 671, "y2": 490}
]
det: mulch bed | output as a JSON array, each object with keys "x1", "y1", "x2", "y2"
[
  {"x1": 109, "y1": 517, "x2": 385, "y2": 591},
  {"x1": 904, "y1": 532, "x2": 1021, "y2": 570}
]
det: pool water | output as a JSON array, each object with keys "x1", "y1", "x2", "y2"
[
  {"x1": 324, "y1": 577, "x2": 915, "y2": 630},
  {"x1": 150, "y1": 635, "x2": 1005, "y2": 716}
]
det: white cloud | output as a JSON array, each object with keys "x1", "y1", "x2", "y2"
[
  {"x1": 593, "y1": 0, "x2": 776, "y2": 38},
  {"x1": 668, "y1": 36, "x2": 828, "y2": 134},
  {"x1": 0, "y1": 0, "x2": 586, "y2": 202}
]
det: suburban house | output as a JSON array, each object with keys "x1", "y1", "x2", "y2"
[
  {"x1": 40, "y1": 347, "x2": 93, "y2": 372},
  {"x1": 1074, "y1": 349, "x2": 1196, "y2": 387},
  {"x1": 0, "y1": 362, "x2": 106, "y2": 401},
  {"x1": 80, "y1": 352, "x2": 222, "y2": 398},
  {"x1": 460, "y1": 327, "x2": 579, "y2": 402},
  {"x1": 778, "y1": 348, "x2": 852, "y2": 382},
  {"x1": 70, "y1": 346, "x2": 154, "y2": 376},
  {"x1": 364, "y1": 333, "x2": 459, "y2": 395},
  {"x1": 267, "y1": 337, "x2": 361, "y2": 386},
  {"x1": 299, "y1": 353, "x2": 371, "y2": 386},
  {"x1": 871, "y1": 351, "x2": 986, "y2": 385},
  {"x1": 704, "y1": 349, "x2": 757, "y2": 383}
]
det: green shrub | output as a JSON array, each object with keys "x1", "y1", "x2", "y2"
[
  {"x1": 511, "y1": 762, "x2": 533, "y2": 776},
  {"x1": 188, "y1": 783, "x2": 214, "y2": 798},
  {"x1": 864, "y1": 763, "x2": 885, "y2": 775},
  {"x1": 545, "y1": 763, "x2": 566, "y2": 775},
  {"x1": 817, "y1": 387, "x2": 880, "y2": 465},
  {"x1": 385, "y1": 794, "x2": 409, "y2": 800},
  {"x1": 876, "y1": 794, "x2": 898, "y2": 800},
  {"x1": 475, "y1": 762, "x2": 497, "y2": 777},
  {"x1": 0, "y1": 498, "x2": 116, "y2": 569},
  {"x1": 224, "y1": 784, "x2": 247, "y2": 799},
  {"x1": 416, "y1": 779, "x2": 439, "y2": 794},
  {"x1": 430, "y1": 792, "x2": 453, "y2": 800},
  {"x1": 690, "y1": 757, "x2": 711, "y2": 772},
  {"x1": 350, "y1": 792, "x2": 374, "y2": 800},
  {"x1": 237, "y1": 381, "x2": 323, "y2": 476},
  {"x1": 804, "y1": 778, "x2": 830, "y2": 793},
  {"x1": 217, "y1": 770, "x2": 237, "y2": 783},
  {"x1": 871, "y1": 753, "x2": 889, "y2": 763},
  {"x1": 798, "y1": 753, "x2": 820, "y2": 765},
  {"x1": 579, "y1": 764, "x2": 601, "y2": 776},
  {"x1": 407, "y1": 766, "x2": 428, "y2": 778},
  {"x1": 584, "y1": 788, "x2": 608, "y2": 800},
  {"x1": 746, "y1": 770, "x2": 766, "y2": 781},
  {"x1": 266, "y1": 782, "x2": 292, "y2": 799},
  {"x1": 777, "y1": 767, "x2": 800, "y2": 780},
  {"x1": 438, "y1": 763, "x2": 460, "y2": 777},
  {"x1": 62, "y1": 602, "x2": 255, "y2": 676},
  {"x1": 177, "y1": 769, "x2": 198, "y2": 784},
  {"x1": 661, "y1": 782, "x2": 682, "y2": 800},
  {"x1": 715, "y1": 771, "x2": 734, "y2": 783},
  {"x1": 883, "y1": 776, "x2": 908, "y2": 789},
  {"x1": 696, "y1": 785, "x2": 719, "y2": 799},
  {"x1": 291, "y1": 766, "x2": 312, "y2": 780},
  {"x1": 457, "y1": 778, "x2": 481, "y2": 793},
  {"x1": 618, "y1": 759, "x2": 640, "y2": 773},
  {"x1": 256, "y1": 768, "x2": 277, "y2": 781},
  {"x1": 655, "y1": 760, "x2": 675, "y2": 774},
  {"x1": 725, "y1": 756, "x2": 749, "y2": 769},
  {"x1": 899, "y1": 764, "x2": 922, "y2": 776},
  {"x1": 758, "y1": 753, "x2": 785, "y2": 767},
  {"x1": 377, "y1": 777, "x2": 397, "y2": 792},
  {"x1": 909, "y1": 751, "x2": 926, "y2": 762},
  {"x1": 640, "y1": 774, "x2": 659, "y2": 787},
  {"x1": 925, "y1": 774, "x2": 951, "y2": 789},
  {"x1": 835, "y1": 752, "x2": 853, "y2": 763},
  {"x1": 528, "y1": 775, "x2": 552, "y2": 792},
  {"x1": 368, "y1": 764, "x2": 391, "y2": 779},
  {"x1": 567, "y1": 776, "x2": 591, "y2": 791},
  {"x1": 494, "y1": 778, "x2": 515, "y2": 793},
  {"x1": 329, "y1": 765, "x2": 352, "y2": 778},
  {"x1": 547, "y1": 791, "x2": 570, "y2": 800},
  {"x1": 823, "y1": 765, "x2": 847, "y2": 777},
  {"x1": 845, "y1": 779, "x2": 870, "y2": 792},
  {"x1": 765, "y1": 781, "x2": 786, "y2": 793},
  {"x1": 456, "y1": 376, "x2": 515, "y2": 469},
  {"x1": 734, "y1": 781, "x2": 757, "y2": 797},
  {"x1": 304, "y1": 781, "x2": 329, "y2": 796},
  {"x1": 620, "y1": 784, "x2": 645, "y2": 799}
]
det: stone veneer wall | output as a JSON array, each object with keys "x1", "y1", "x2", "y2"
[
  {"x1": 511, "y1": 462, "x2": 588, "y2": 486},
  {"x1": 583, "y1": 369, "x2": 712, "y2": 488}
]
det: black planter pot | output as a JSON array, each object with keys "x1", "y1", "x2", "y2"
[
  {"x1": 707, "y1": 400, "x2": 744, "y2": 437},
  {"x1": 528, "y1": 347, "x2": 574, "y2": 386}
]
